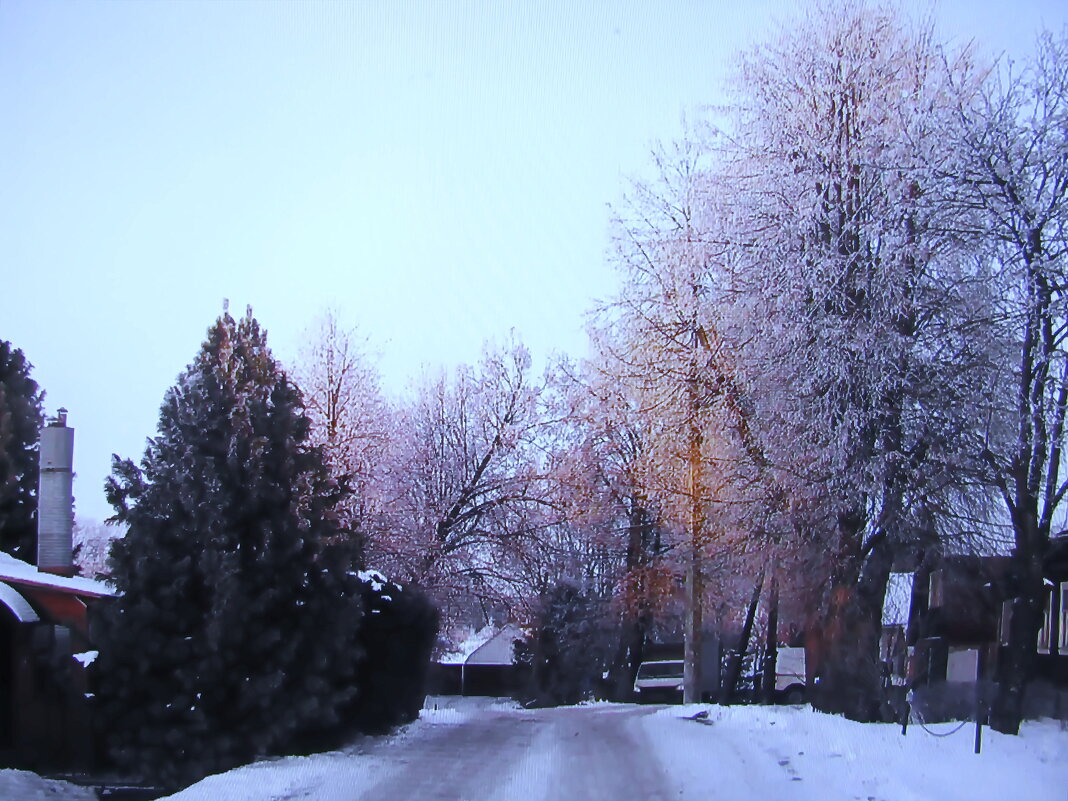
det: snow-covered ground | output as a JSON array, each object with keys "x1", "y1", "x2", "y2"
[
  {"x1": 647, "y1": 703, "x2": 1067, "y2": 801},
  {"x1": 5, "y1": 698, "x2": 1064, "y2": 800},
  {"x1": 0, "y1": 768, "x2": 97, "y2": 800}
]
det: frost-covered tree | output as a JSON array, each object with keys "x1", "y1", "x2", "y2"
[
  {"x1": 594, "y1": 135, "x2": 775, "y2": 703},
  {"x1": 372, "y1": 338, "x2": 548, "y2": 628},
  {"x1": 541, "y1": 361, "x2": 671, "y2": 699},
  {"x1": 291, "y1": 308, "x2": 390, "y2": 530},
  {"x1": 717, "y1": 3, "x2": 1001, "y2": 719},
  {"x1": 94, "y1": 308, "x2": 365, "y2": 787},
  {"x1": 72, "y1": 518, "x2": 125, "y2": 580},
  {"x1": 0, "y1": 340, "x2": 44, "y2": 563},
  {"x1": 941, "y1": 29, "x2": 1068, "y2": 734}
]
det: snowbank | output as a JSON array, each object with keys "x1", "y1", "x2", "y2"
[
  {"x1": 0, "y1": 769, "x2": 97, "y2": 800},
  {"x1": 643, "y1": 704, "x2": 1068, "y2": 801},
  {"x1": 155, "y1": 749, "x2": 391, "y2": 801}
]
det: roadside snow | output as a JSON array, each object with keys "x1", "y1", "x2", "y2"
[
  {"x1": 0, "y1": 769, "x2": 96, "y2": 800},
  {"x1": 644, "y1": 704, "x2": 1068, "y2": 801}
]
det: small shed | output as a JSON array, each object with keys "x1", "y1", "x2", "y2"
[
  {"x1": 461, "y1": 624, "x2": 524, "y2": 696},
  {"x1": 432, "y1": 624, "x2": 524, "y2": 697},
  {"x1": 0, "y1": 552, "x2": 114, "y2": 769}
]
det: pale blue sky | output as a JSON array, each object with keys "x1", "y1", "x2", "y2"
[{"x1": 2, "y1": 1, "x2": 1065, "y2": 523}]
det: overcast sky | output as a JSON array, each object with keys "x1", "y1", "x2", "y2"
[{"x1": 2, "y1": 0, "x2": 1066, "y2": 524}]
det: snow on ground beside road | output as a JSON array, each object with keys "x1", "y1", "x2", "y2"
[
  {"x1": 156, "y1": 739, "x2": 393, "y2": 801},
  {"x1": 0, "y1": 768, "x2": 97, "y2": 800},
  {"x1": 644, "y1": 704, "x2": 1068, "y2": 801},
  {"x1": 420, "y1": 694, "x2": 521, "y2": 724}
]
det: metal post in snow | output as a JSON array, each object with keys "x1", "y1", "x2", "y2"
[{"x1": 974, "y1": 653, "x2": 984, "y2": 754}]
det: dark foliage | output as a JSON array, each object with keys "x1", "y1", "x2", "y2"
[
  {"x1": 514, "y1": 583, "x2": 613, "y2": 707},
  {"x1": 92, "y1": 309, "x2": 365, "y2": 789},
  {"x1": 0, "y1": 340, "x2": 44, "y2": 562},
  {"x1": 347, "y1": 570, "x2": 439, "y2": 734}
]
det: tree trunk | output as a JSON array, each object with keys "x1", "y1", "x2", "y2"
[
  {"x1": 990, "y1": 553, "x2": 1044, "y2": 734},
  {"x1": 609, "y1": 504, "x2": 654, "y2": 701},
  {"x1": 761, "y1": 567, "x2": 780, "y2": 704},
  {"x1": 723, "y1": 568, "x2": 765, "y2": 703},
  {"x1": 816, "y1": 533, "x2": 894, "y2": 721}
]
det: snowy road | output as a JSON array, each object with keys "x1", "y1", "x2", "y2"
[
  {"x1": 358, "y1": 700, "x2": 673, "y2": 801},
  {"x1": 161, "y1": 697, "x2": 1068, "y2": 801},
  {"x1": 161, "y1": 698, "x2": 678, "y2": 801}
]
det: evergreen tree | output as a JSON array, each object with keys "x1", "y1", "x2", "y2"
[
  {"x1": 514, "y1": 582, "x2": 613, "y2": 707},
  {"x1": 94, "y1": 308, "x2": 365, "y2": 787},
  {"x1": 0, "y1": 340, "x2": 44, "y2": 563}
]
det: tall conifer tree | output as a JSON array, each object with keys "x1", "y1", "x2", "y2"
[
  {"x1": 0, "y1": 340, "x2": 44, "y2": 562},
  {"x1": 95, "y1": 308, "x2": 365, "y2": 786}
]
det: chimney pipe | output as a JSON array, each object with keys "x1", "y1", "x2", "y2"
[{"x1": 38, "y1": 409, "x2": 75, "y2": 575}]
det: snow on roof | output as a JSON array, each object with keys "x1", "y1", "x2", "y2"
[
  {"x1": 0, "y1": 582, "x2": 40, "y2": 623},
  {"x1": 466, "y1": 624, "x2": 525, "y2": 666},
  {"x1": 439, "y1": 625, "x2": 499, "y2": 665},
  {"x1": 882, "y1": 572, "x2": 914, "y2": 627},
  {"x1": 0, "y1": 552, "x2": 115, "y2": 598}
]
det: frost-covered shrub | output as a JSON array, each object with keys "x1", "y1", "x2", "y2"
[{"x1": 348, "y1": 569, "x2": 439, "y2": 733}]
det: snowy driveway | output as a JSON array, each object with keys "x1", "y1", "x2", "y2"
[{"x1": 164, "y1": 696, "x2": 1067, "y2": 801}]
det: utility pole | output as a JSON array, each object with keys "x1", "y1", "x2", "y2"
[
  {"x1": 684, "y1": 411, "x2": 704, "y2": 703},
  {"x1": 684, "y1": 300, "x2": 705, "y2": 703}
]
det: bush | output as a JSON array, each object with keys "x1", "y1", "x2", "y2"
[
  {"x1": 348, "y1": 570, "x2": 439, "y2": 733},
  {"x1": 513, "y1": 583, "x2": 612, "y2": 707}
]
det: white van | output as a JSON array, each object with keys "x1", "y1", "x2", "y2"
[
  {"x1": 771, "y1": 647, "x2": 807, "y2": 704},
  {"x1": 632, "y1": 660, "x2": 685, "y2": 702}
]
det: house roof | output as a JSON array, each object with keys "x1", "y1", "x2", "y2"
[
  {"x1": 466, "y1": 624, "x2": 524, "y2": 666},
  {"x1": 0, "y1": 582, "x2": 40, "y2": 623},
  {"x1": 0, "y1": 552, "x2": 115, "y2": 598}
]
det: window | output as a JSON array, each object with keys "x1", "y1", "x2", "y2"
[
  {"x1": 636, "y1": 661, "x2": 684, "y2": 679},
  {"x1": 999, "y1": 600, "x2": 1013, "y2": 646},
  {"x1": 1060, "y1": 583, "x2": 1068, "y2": 651},
  {"x1": 1038, "y1": 588, "x2": 1053, "y2": 654},
  {"x1": 929, "y1": 570, "x2": 944, "y2": 609}
]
